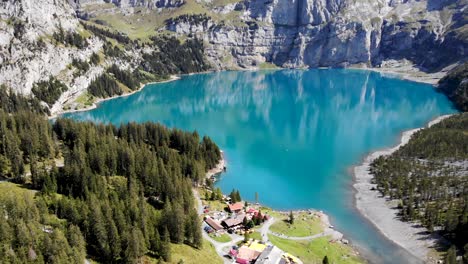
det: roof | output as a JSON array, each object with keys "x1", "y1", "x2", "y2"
[
  {"x1": 248, "y1": 241, "x2": 266, "y2": 252},
  {"x1": 255, "y1": 246, "x2": 284, "y2": 264},
  {"x1": 205, "y1": 217, "x2": 224, "y2": 231},
  {"x1": 229, "y1": 202, "x2": 244, "y2": 212},
  {"x1": 236, "y1": 258, "x2": 249, "y2": 264},
  {"x1": 229, "y1": 249, "x2": 238, "y2": 257},
  {"x1": 237, "y1": 246, "x2": 261, "y2": 263},
  {"x1": 223, "y1": 213, "x2": 246, "y2": 227},
  {"x1": 247, "y1": 208, "x2": 258, "y2": 214}
]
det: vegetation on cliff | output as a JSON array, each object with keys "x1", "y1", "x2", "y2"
[
  {"x1": 0, "y1": 85, "x2": 49, "y2": 115},
  {"x1": 31, "y1": 77, "x2": 68, "y2": 107},
  {"x1": 87, "y1": 73, "x2": 122, "y2": 98},
  {"x1": 165, "y1": 13, "x2": 212, "y2": 26},
  {"x1": 84, "y1": 33, "x2": 209, "y2": 99},
  {"x1": 53, "y1": 25, "x2": 88, "y2": 49},
  {"x1": 141, "y1": 36, "x2": 210, "y2": 77}
]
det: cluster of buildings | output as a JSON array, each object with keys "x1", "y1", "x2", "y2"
[
  {"x1": 202, "y1": 199, "x2": 300, "y2": 263},
  {"x1": 203, "y1": 201, "x2": 267, "y2": 234}
]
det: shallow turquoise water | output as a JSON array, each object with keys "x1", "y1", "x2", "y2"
[{"x1": 64, "y1": 69, "x2": 456, "y2": 263}]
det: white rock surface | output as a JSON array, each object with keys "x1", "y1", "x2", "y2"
[
  {"x1": 165, "y1": 0, "x2": 466, "y2": 71},
  {"x1": 0, "y1": 0, "x2": 466, "y2": 113}
]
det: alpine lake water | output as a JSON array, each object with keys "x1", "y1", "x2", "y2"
[{"x1": 63, "y1": 69, "x2": 457, "y2": 264}]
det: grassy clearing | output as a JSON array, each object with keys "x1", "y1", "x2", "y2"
[
  {"x1": 270, "y1": 212, "x2": 324, "y2": 237},
  {"x1": 75, "y1": 92, "x2": 96, "y2": 106},
  {"x1": 269, "y1": 235, "x2": 364, "y2": 264},
  {"x1": 0, "y1": 182, "x2": 65, "y2": 227},
  {"x1": 89, "y1": 0, "x2": 210, "y2": 40},
  {"x1": 0, "y1": 182, "x2": 36, "y2": 198},
  {"x1": 85, "y1": 0, "x2": 250, "y2": 40},
  {"x1": 168, "y1": 240, "x2": 223, "y2": 264},
  {"x1": 258, "y1": 62, "x2": 280, "y2": 69},
  {"x1": 209, "y1": 233, "x2": 231, "y2": 243},
  {"x1": 208, "y1": 0, "x2": 242, "y2": 7},
  {"x1": 199, "y1": 188, "x2": 228, "y2": 212},
  {"x1": 250, "y1": 231, "x2": 262, "y2": 241}
]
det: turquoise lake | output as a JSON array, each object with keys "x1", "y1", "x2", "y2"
[{"x1": 64, "y1": 69, "x2": 456, "y2": 263}]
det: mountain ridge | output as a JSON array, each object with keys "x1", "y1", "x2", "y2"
[{"x1": 0, "y1": 0, "x2": 466, "y2": 114}]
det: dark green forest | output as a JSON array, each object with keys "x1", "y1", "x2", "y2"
[
  {"x1": 85, "y1": 29, "x2": 209, "y2": 99},
  {"x1": 31, "y1": 77, "x2": 68, "y2": 107},
  {"x1": 0, "y1": 91, "x2": 221, "y2": 263},
  {"x1": 371, "y1": 113, "x2": 468, "y2": 255},
  {"x1": 438, "y1": 62, "x2": 468, "y2": 112},
  {"x1": 0, "y1": 183, "x2": 87, "y2": 263},
  {"x1": 87, "y1": 73, "x2": 123, "y2": 98},
  {"x1": 165, "y1": 14, "x2": 212, "y2": 27},
  {"x1": 141, "y1": 36, "x2": 209, "y2": 77},
  {"x1": 53, "y1": 25, "x2": 88, "y2": 49},
  {"x1": 0, "y1": 85, "x2": 49, "y2": 115}
]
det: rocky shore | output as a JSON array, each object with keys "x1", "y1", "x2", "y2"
[
  {"x1": 353, "y1": 115, "x2": 453, "y2": 263},
  {"x1": 206, "y1": 150, "x2": 226, "y2": 180},
  {"x1": 49, "y1": 75, "x2": 180, "y2": 119}
]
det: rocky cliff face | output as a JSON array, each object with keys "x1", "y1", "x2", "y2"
[
  {"x1": 0, "y1": 0, "x2": 466, "y2": 114},
  {"x1": 74, "y1": 0, "x2": 184, "y2": 9},
  {"x1": 166, "y1": 0, "x2": 467, "y2": 72},
  {"x1": 0, "y1": 0, "x2": 109, "y2": 116}
]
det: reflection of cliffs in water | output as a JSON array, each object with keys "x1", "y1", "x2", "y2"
[{"x1": 74, "y1": 70, "x2": 450, "y2": 151}]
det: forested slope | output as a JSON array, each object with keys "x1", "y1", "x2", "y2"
[
  {"x1": 371, "y1": 113, "x2": 468, "y2": 256},
  {"x1": 0, "y1": 89, "x2": 221, "y2": 263}
]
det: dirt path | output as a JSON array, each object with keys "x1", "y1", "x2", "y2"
[{"x1": 194, "y1": 189, "x2": 240, "y2": 264}]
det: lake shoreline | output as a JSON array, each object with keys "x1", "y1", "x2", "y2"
[
  {"x1": 349, "y1": 64, "x2": 448, "y2": 85},
  {"x1": 206, "y1": 150, "x2": 226, "y2": 180},
  {"x1": 353, "y1": 114, "x2": 453, "y2": 263},
  {"x1": 49, "y1": 75, "x2": 181, "y2": 119},
  {"x1": 51, "y1": 65, "x2": 446, "y2": 120}
]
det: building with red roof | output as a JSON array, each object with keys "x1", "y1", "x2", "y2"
[
  {"x1": 222, "y1": 213, "x2": 246, "y2": 229},
  {"x1": 228, "y1": 202, "x2": 244, "y2": 213},
  {"x1": 247, "y1": 208, "x2": 258, "y2": 214},
  {"x1": 204, "y1": 217, "x2": 224, "y2": 232},
  {"x1": 236, "y1": 246, "x2": 261, "y2": 264}
]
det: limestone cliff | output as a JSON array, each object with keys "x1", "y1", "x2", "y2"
[
  {"x1": 0, "y1": 0, "x2": 101, "y2": 94},
  {"x1": 74, "y1": 0, "x2": 184, "y2": 9},
  {"x1": 0, "y1": 0, "x2": 467, "y2": 114},
  {"x1": 163, "y1": 0, "x2": 467, "y2": 72}
]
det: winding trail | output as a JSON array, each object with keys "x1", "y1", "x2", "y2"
[{"x1": 194, "y1": 189, "x2": 240, "y2": 264}]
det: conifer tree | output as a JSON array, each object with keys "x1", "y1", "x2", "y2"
[{"x1": 161, "y1": 227, "x2": 171, "y2": 262}]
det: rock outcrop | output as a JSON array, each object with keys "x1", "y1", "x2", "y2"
[
  {"x1": 0, "y1": 0, "x2": 467, "y2": 114},
  {"x1": 0, "y1": 0, "x2": 107, "y2": 114},
  {"x1": 74, "y1": 0, "x2": 185, "y2": 9},
  {"x1": 166, "y1": 0, "x2": 467, "y2": 72}
]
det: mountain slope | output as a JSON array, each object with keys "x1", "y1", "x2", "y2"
[
  {"x1": 77, "y1": 0, "x2": 467, "y2": 70},
  {"x1": 0, "y1": 0, "x2": 466, "y2": 114}
]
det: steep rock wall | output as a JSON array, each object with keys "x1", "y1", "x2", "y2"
[
  {"x1": 74, "y1": 0, "x2": 184, "y2": 9},
  {"x1": 167, "y1": 0, "x2": 467, "y2": 71},
  {"x1": 0, "y1": 0, "x2": 104, "y2": 99}
]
